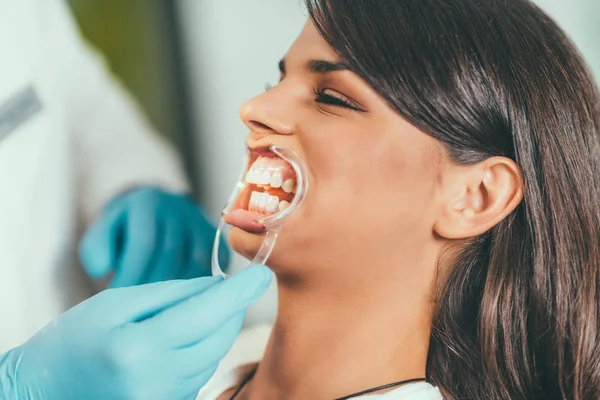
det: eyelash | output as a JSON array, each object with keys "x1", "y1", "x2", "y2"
[
  {"x1": 313, "y1": 88, "x2": 363, "y2": 111},
  {"x1": 264, "y1": 83, "x2": 363, "y2": 112}
]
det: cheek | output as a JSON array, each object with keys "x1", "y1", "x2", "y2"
[
  {"x1": 267, "y1": 132, "x2": 440, "y2": 270},
  {"x1": 320, "y1": 155, "x2": 436, "y2": 237}
]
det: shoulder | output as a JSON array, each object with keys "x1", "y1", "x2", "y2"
[{"x1": 196, "y1": 324, "x2": 272, "y2": 400}]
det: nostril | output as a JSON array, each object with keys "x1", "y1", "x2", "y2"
[{"x1": 248, "y1": 120, "x2": 273, "y2": 132}]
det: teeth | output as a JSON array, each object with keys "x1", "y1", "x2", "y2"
[
  {"x1": 245, "y1": 157, "x2": 296, "y2": 191},
  {"x1": 254, "y1": 166, "x2": 267, "y2": 185},
  {"x1": 245, "y1": 170, "x2": 254, "y2": 184},
  {"x1": 259, "y1": 192, "x2": 269, "y2": 212},
  {"x1": 269, "y1": 171, "x2": 283, "y2": 188},
  {"x1": 278, "y1": 200, "x2": 291, "y2": 213},
  {"x1": 245, "y1": 157, "x2": 298, "y2": 215},
  {"x1": 247, "y1": 191, "x2": 293, "y2": 216},
  {"x1": 267, "y1": 196, "x2": 279, "y2": 213},
  {"x1": 282, "y1": 179, "x2": 295, "y2": 194},
  {"x1": 245, "y1": 166, "x2": 272, "y2": 186},
  {"x1": 249, "y1": 191, "x2": 258, "y2": 212},
  {"x1": 260, "y1": 172, "x2": 271, "y2": 185}
]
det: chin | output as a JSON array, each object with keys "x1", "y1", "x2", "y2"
[
  {"x1": 228, "y1": 227, "x2": 266, "y2": 261},
  {"x1": 227, "y1": 224, "x2": 311, "y2": 278}
]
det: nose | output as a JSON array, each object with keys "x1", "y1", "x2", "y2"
[{"x1": 239, "y1": 87, "x2": 294, "y2": 136}]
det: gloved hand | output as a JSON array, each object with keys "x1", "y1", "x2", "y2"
[
  {"x1": 0, "y1": 265, "x2": 273, "y2": 400},
  {"x1": 79, "y1": 187, "x2": 229, "y2": 288}
]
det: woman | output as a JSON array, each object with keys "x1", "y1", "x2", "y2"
[{"x1": 199, "y1": 0, "x2": 600, "y2": 398}]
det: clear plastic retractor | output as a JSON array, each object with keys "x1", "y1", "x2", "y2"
[{"x1": 211, "y1": 145, "x2": 308, "y2": 278}]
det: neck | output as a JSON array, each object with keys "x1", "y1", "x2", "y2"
[{"x1": 241, "y1": 266, "x2": 433, "y2": 399}]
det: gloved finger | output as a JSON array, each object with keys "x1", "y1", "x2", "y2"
[
  {"x1": 173, "y1": 310, "x2": 246, "y2": 378},
  {"x1": 140, "y1": 265, "x2": 273, "y2": 347},
  {"x1": 79, "y1": 201, "x2": 128, "y2": 279},
  {"x1": 145, "y1": 214, "x2": 187, "y2": 284},
  {"x1": 104, "y1": 276, "x2": 223, "y2": 324},
  {"x1": 110, "y1": 203, "x2": 162, "y2": 288}
]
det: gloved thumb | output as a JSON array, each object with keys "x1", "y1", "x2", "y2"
[{"x1": 79, "y1": 203, "x2": 127, "y2": 279}]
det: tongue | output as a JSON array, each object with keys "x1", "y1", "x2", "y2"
[{"x1": 224, "y1": 210, "x2": 266, "y2": 233}]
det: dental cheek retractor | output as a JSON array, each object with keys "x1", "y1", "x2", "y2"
[{"x1": 211, "y1": 145, "x2": 309, "y2": 278}]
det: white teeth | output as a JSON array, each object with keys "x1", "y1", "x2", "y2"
[
  {"x1": 245, "y1": 166, "x2": 273, "y2": 186},
  {"x1": 249, "y1": 191, "x2": 258, "y2": 212},
  {"x1": 270, "y1": 171, "x2": 283, "y2": 188},
  {"x1": 250, "y1": 170, "x2": 259, "y2": 184},
  {"x1": 245, "y1": 157, "x2": 297, "y2": 215},
  {"x1": 245, "y1": 157, "x2": 295, "y2": 191},
  {"x1": 259, "y1": 171, "x2": 271, "y2": 185},
  {"x1": 253, "y1": 165, "x2": 267, "y2": 185},
  {"x1": 252, "y1": 170, "x2": 261, "y2": 184},
  {"x1": 258, "y1": 192, "x2": 269, "y2": 212},
  {"x1": 282, "y1": 179, "x2": 295, "y2": 194},
  {"x1": 267, "y1": 196, "x2": 279, "y2": 213},
  {"x1": 278, "y1": 200, "x2": 291, "y2": 213},
  {"x1": 248, "y1": 191, "x2": 293, "y2": 216}
]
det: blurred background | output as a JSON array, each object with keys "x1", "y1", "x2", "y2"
[{"x1": 66, "y1": 0, "x2": 599, "y2": 326}]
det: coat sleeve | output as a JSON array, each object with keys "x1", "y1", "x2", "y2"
[{"x1": 41, "y1": 0, "x2": 190, "y2": 226}]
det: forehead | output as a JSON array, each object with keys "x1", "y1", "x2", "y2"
[{"x1": 284, "y1": 21, "x2": 341, "y2": 66}]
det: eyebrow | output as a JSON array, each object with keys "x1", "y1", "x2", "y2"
[{"x1": 278, "y1": 59, "x2": 351, "y2": 74}]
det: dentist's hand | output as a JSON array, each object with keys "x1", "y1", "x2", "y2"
[
  {"x1": 0, "y1": 266, "x2": 273, "y2": 400},
  {"x1": 79, "y1": 187, "x2": 230, "y2": 287}
]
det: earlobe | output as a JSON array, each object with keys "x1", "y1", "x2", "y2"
[{"x1": 434, "y1": 157, "x2": 523, "y2": 240}]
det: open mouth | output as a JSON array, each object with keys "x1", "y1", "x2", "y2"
[{"x1": 223, "y1": 148, "x2": 299, "y2": 233}]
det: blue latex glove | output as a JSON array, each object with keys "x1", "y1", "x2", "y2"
[
  {"x1": 79, "y1": 187, "x2": 229, "y2": 288},
  {"x1": 0, "y1": 265, "x2": 273, "y2": 400}
]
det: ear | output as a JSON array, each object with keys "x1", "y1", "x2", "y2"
[{"x1": 434, "y1": 157, "x2": 523, "y2": 239}]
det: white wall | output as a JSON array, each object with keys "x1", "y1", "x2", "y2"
[
  {"x1": 177, "y1": 0, "x2": 598, "y2": 326},
  {"x1": 533, "y1": 0, "x2": 600, "y2": 79},
  {"x1": 176, "y1": 0, "x2": 306, "y2": 325}
]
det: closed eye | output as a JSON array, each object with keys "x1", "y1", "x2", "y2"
[{"x1": 314, "y1": 88, "x2": 365, "y2": 112}]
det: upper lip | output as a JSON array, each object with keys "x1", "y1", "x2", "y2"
[
  {"x1": 245, "y1": 135, "x2": 295, "y2": 154},
  {"x1": 246, "y1": 138, "x2": 274, "y2": 154},
  {"x1": 246, "y1": 145, "x2": 273, "y2": 156}
]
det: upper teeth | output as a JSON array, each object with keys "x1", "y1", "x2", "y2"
[
  {"x1": 246, "y1": 156, "x2": 295, "y2": 192},
  {"x1": 270, "y1": 172, "x2": 283, "y2": 188},
  {"x1": 282, "y1": 179, "x2": 295, "y2": 193}
]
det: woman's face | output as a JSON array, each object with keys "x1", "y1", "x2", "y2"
[{"x1": 228, "y1": 21, "x2": 452, "y2": 280}]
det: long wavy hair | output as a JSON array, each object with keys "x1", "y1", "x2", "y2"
[{"x1": 305, "y1": 0, "x2": 600, "y2": 398}]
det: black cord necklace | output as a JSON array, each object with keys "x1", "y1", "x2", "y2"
[{"x1": 228, "y1": 367, "x2": 427, "y2": 400}]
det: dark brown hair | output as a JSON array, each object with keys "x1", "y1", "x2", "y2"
[{"x1": 305, "y1": 0, "x2": 600, "y2": 398}]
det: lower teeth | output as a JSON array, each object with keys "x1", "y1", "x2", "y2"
[
  {"x1": 278, "y1": 201, "x2": 291, "y2": 213},
  {"x1": 249, "y1": 191, "x2": 291, "y2": 215}
]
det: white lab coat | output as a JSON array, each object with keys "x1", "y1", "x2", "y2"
[{"x1": 0, "y1": 0, "x2": 188, "y2": 353}]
